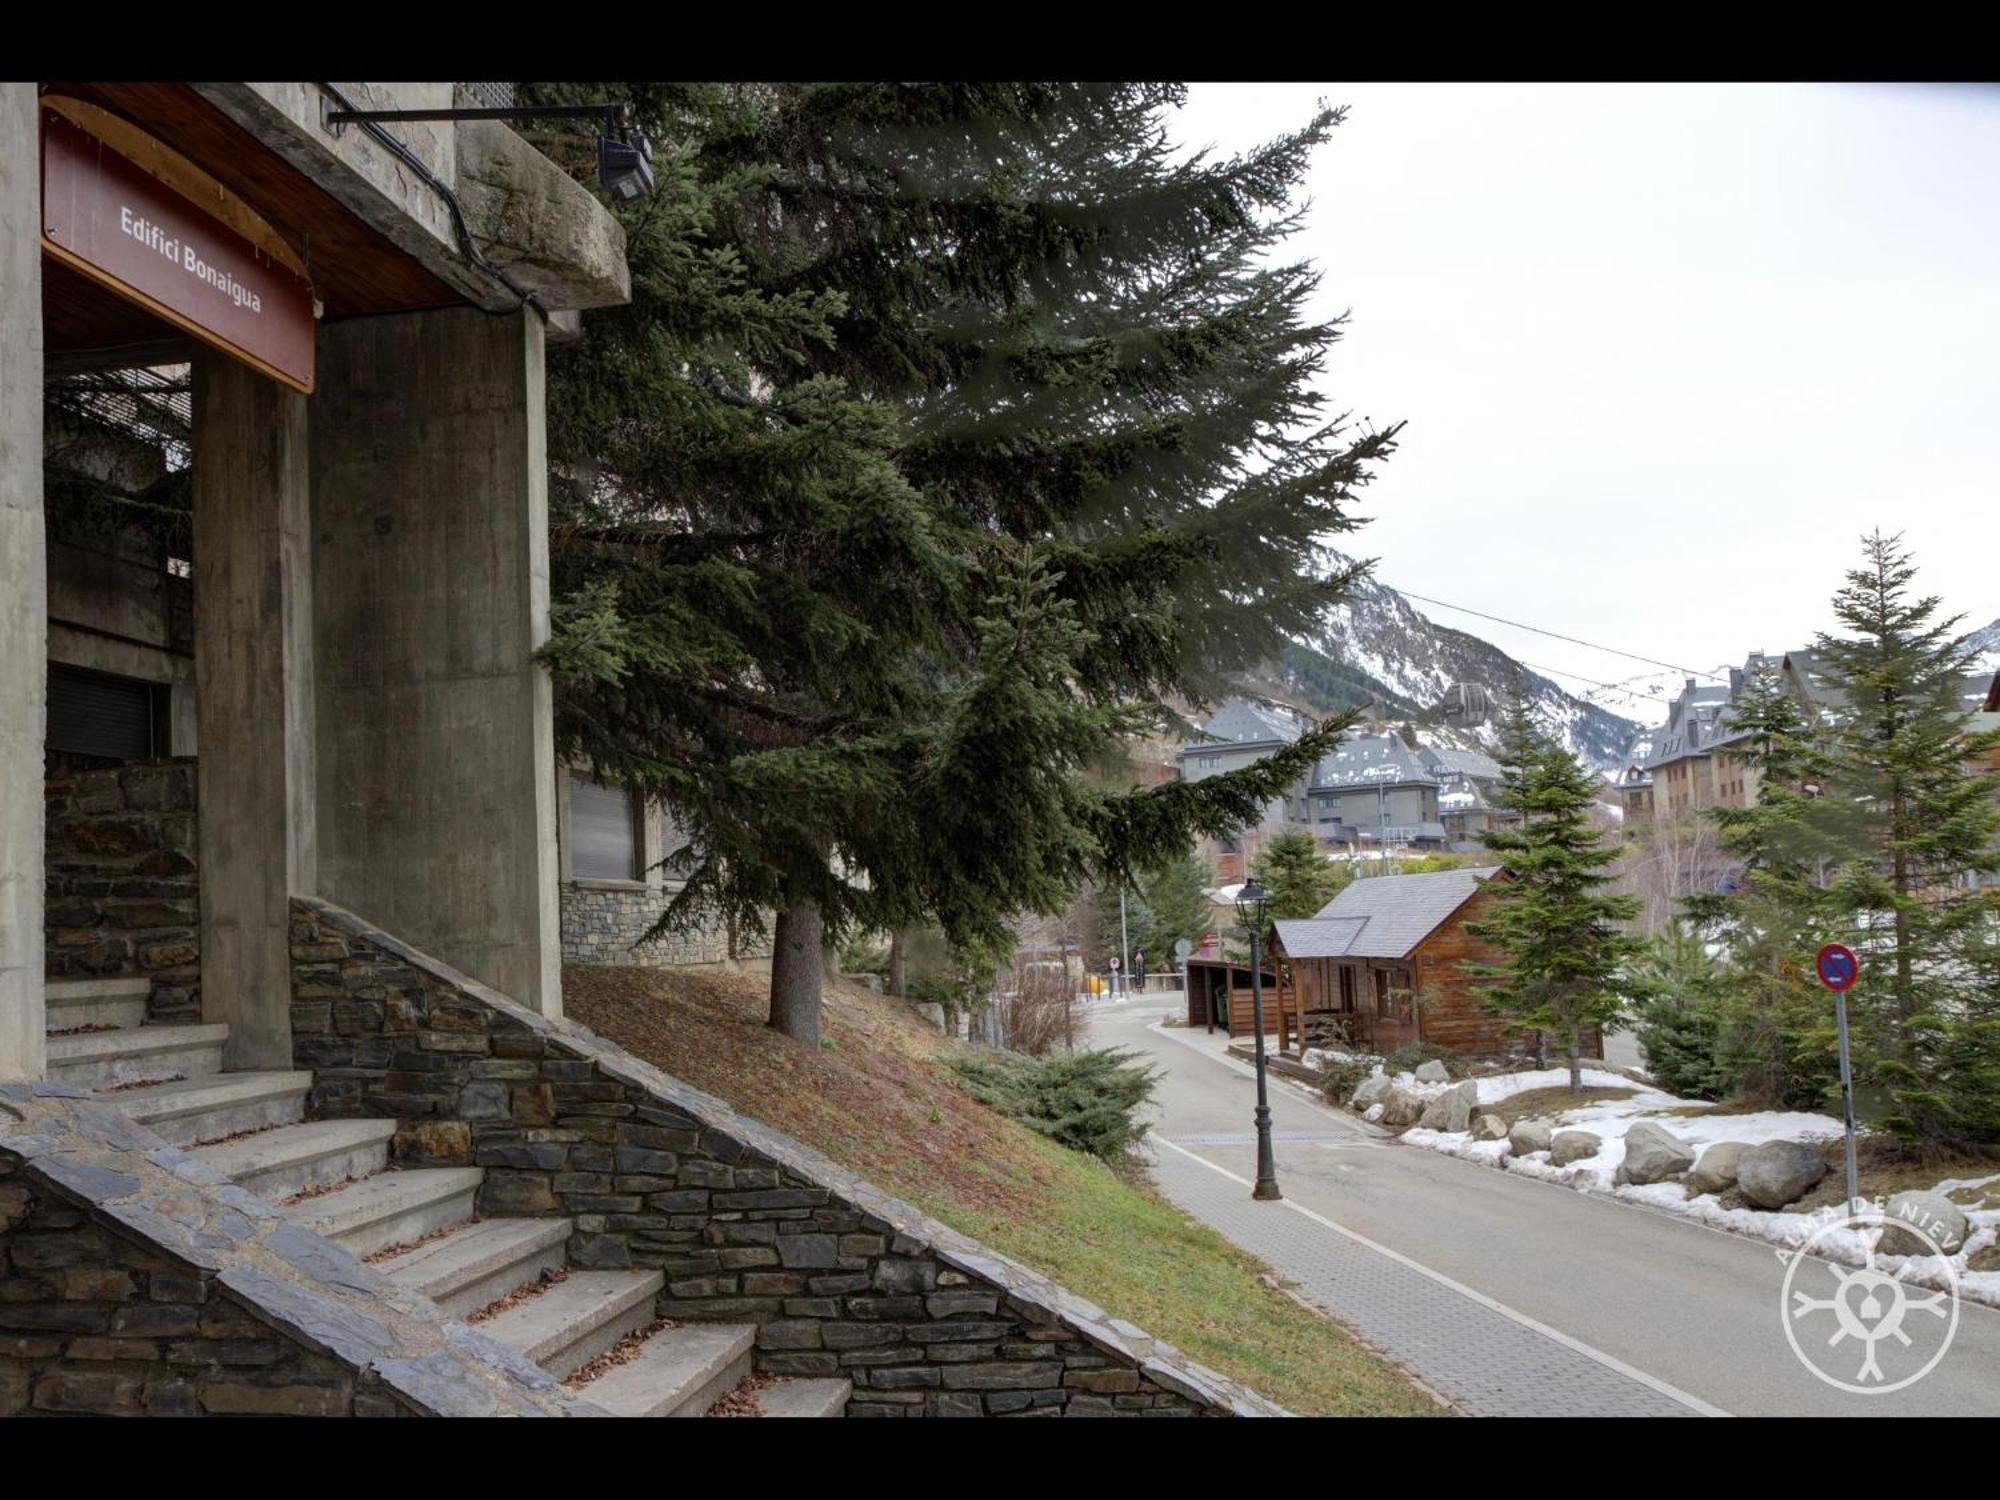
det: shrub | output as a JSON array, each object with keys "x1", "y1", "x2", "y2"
[
  {"x1": 1384, "y1": 1041, "x2": 1470, "y2": 1079},
  {"x1": 1318, "y1": 1055, "x2": 1375, "y2": 1105},
  {"x1": 949, "y1": 1047, "x2": 1160, "y2": 1161},
  {"x1": 996, "y1": 962, "x2": 1081, "y2": 1058}
]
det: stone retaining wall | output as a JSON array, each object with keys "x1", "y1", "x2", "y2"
[
  {"x1": 44, "y1": 760, "x2": 200, "y2": 1023},
  {"x1": 291, "y1": 896, "x2": 1282, "y2": 1418},
  {"x1": 559, "y1": 880, "x2": 758, "y2": 967},
  {"x1": 0, "y1": 1082, "x2": 579, "y2": 1418}
]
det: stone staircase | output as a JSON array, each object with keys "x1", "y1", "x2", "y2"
[{"x1": 42, "y1": 977, "x2": 849, "y2": 1417}]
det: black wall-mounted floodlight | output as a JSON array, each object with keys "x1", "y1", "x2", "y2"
[{"x1": 320, "y1": 100, "x2": 658, "y2": 202}]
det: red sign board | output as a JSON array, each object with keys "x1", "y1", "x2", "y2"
[{"x1": 41, "y1": 107, "x2": 316, "y2": 392}]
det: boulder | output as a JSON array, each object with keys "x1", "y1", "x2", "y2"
[
  {"x1": 1549, "y1": 1130, "x2": 1603, "y2": 1167},
  {"x1": 1381, "y1": 1084, "x2": 1427, "y2": 1128},
  {"x1": 1471, "y1": 1114, "x2": 1510, "y2": 1143},
  {"x1": 1620, "y1": 1121, "x2": 1695, "y2": 1185},
  {"x1": 1876, "y1": 1191, "x2": 1971, "y2": 1257},
  {"x1": 1688, "y1": 1141, "x2": 1747, "y2": 1196},
  {"x1": 1350, "y1": 1072, "x2": 1391, "y2": 1111},
  {"x1": 1414, "y1": 1060, "x2": 1451, "y2": 1084},
  {"x1": 1363, "y1": 1103, "x2": 1386, "y2": 1124},
  {"x1": 1418, "y1": 1080, "x2": 1479, "y2": 1134},
  {"x1": 1735, "y1": 1140, "x2": 1828, "y2": 1209},
  {"x1": 1508, "y1": 1118, "x2": 1554, "y2": 1155}
]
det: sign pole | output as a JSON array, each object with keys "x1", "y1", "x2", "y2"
[
  {"x1": 1816, "y1": 943, "x2": 1863, "y2": 1216},
  {"x1": 1833, "y1": 988, "x2": 1860, "y2": 1216}
]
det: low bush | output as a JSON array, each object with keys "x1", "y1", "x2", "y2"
[
  {"x1": 1318, "y1": 1056, "x2": 1375, "y2": 1105},
  {"x1": 949, "y1": 1047, "x2": 1160, "y2": 1161},
  {"x1": 1383, "y1": 1041, "x2": 1471, "y2": 1079}
]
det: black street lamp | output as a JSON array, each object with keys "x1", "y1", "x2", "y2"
[{"x1": 1233, "y1": 876, "x2": 1282, "y2": 1202}]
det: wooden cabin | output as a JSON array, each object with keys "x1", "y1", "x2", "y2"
[
  {"x1": 1270, "y1": 867, "x2": 1603, "y2": 1060},
  {"x1": 1182, "y1": 957, "x2": 1280, "y2": 1037}
]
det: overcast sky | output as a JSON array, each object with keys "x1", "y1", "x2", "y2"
[{"x1": 1175, "y1": 83, "x2": 2000, "y2": 724}]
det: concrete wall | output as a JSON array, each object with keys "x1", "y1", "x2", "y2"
[
  {"x1": 0, "y1": 83, "x2": 46, "y2": 1080},
  {"x1": 193, "y1": 352, "x2": 316, "y2": 1071},
  {"x1": 311, "y1": 307, "x2": 561, "y2": 1018}
]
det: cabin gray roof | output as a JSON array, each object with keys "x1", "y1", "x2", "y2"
[
  {"x1": 1307, "y1": 865, "x2": 1499, "y2": 958},
  {"x1": 1309, "y1": 734, "x2": 1440, "y2": 792},
  {"x1": 1178, "y1": 696, "x2": 1306, "y2": 759},
  {"x1": 1270, "y1": 916, "x2": 1371, "y2": 959}
]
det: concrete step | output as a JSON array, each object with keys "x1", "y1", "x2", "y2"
[
  {"x1": 188, "y1": 1118, "x2": 397, "y2": 1201},
  {"x1": 278, "y1": 1167, "x2": 482, "y2": 1258},
  {"x1": 48, "y1": 1022, "x2": 228, "y2": 1089},
  {"x1": 375, "y1": 1217, "x2": 573, "y2": 1319},
  {"x1": 45, "y1": 976, "x2": 150, "y2": 1032},
  {"x1": 576, "y1": 1322, "x2": 754, "y2": 1418},
  {"x1": 479, "y1": 1269, "x2": 664, "y2": 1382},
  {"x1": 756, "y1": 1377, "x2": 854, "y2": 1418},
  {"x1": 107, "y1": 1070, "x2": 312, "y2": 1146}
]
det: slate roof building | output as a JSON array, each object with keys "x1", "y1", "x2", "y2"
[
  {"x1": 1175, "y1": 695, "x2": 1312, "y2": 880},
  {"x1": 1306, "y1": 734, "x2": 1447, "y2": 851},
  {"x1": 1416, "y1": 744, "x2": 1510, "y2": 850}
]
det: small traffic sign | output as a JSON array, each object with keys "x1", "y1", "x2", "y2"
[
  {"x1": 1816, "y1": 943, "x2": 1858, "y2": 992},
  {"x1": 1173, "y1": 938, "x2": 1193, "y2": 962},
  {"x1": 1108, "y1": 957, "x2": 1120, "y2": 971}
]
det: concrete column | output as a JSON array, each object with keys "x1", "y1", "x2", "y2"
[
  {"x1": 193, "y1": 353, "x2": 315, "y2": 1070},
  {"x1": 311, "y1": 307, "x2": 561, "y2": 1018},
  {"x1": 0, "y1": 84, "x2": 46, "y2": 1080}
]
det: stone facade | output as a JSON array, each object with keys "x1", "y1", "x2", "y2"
[
  {"x1": 559, "y1": 881, "x2": 745, "y2": 967},
  {"x1": 0, "y1": 1082, "x2": 579, "y2": 1418},
  {"x1": 291, "y1": 896, "x2": 1281, "y2": 1417},
  {"x1": 43, "y1": 760, "x2": 200, "y2": 1023}
]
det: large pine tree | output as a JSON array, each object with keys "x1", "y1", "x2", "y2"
[
  {"x1": 1465, "y1": 700, "x2": 1639, "y2": 1088},
  {"x1": 532, "y1": 84, "x2": 1390, "y2": 1041},
  {"x1": 1814, "y1": 532, "x2": 2000, "y2": 1144}
]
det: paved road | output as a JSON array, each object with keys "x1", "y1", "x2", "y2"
[{"x1": 1089, "y1": 1000, "x2": 2000, "y2": 1417}]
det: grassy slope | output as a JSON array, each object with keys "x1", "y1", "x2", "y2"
[{"x1": 565, "y1": 964, "x2": 1445, "y2": 1417}]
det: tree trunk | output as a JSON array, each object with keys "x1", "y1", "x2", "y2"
[
  {"x1": 769, "y1": 899, "x2": 824, "y2": 1046},
  {"x1": 1567, "y1": 1033, "x2": 1581, "y2": 1092},
  {"x1": 887, "y1": 928, "x2": 907, "y2": 998}
]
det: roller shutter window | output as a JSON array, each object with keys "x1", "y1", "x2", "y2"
[
  {"x1": 570, "y1": 773, "x2": 641, "y2": 880},
  {"x1": 47, "y1": 664, "x2": 157, "y2": 763}
]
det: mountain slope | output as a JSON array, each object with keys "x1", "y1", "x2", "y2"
[{"x1": 1271, "y1": 561, "x2": 1644, "y2": 770}]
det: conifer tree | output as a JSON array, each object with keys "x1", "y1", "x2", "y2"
[
  {"x1": 1814, "y1": 532, "x2": 2000, "y2": 1144},
  {"x1": 1464, "y1": 700, "x2": 1639, "y2": 1088},
  {"x1": 1255, "y1": 829, "x2": 1345, "y2": 924},
  {"x1": 1681, "y1": 666, "x2": 1851, "y2": 1105},
  {"x1": 531, "y1": 83, "x2": 1390, "y2": 1042}
]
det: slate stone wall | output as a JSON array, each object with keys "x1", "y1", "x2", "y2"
[
  {"x1": 44, "y1": 759, "x2": 201, "y2": 1023},
  {"x1": 291, "y1": 896, "x2": 1282, "y2": 1418},
  {"x1": 559, "y1": 881, "x2": 743, "y2": 967},
  {"x1": 0, "y1": 1157, "x2": 392, "y2": 1416},
  {"x1": 0, "y1": 1084, "x2": 579, "y2": 1419}
]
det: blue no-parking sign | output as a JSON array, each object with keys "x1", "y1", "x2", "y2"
[{"x1": 1816, "y1": 942, "x2": 1858, "y2": 991}]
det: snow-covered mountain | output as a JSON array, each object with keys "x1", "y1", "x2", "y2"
[
  {"x1": 1263, "y1": 559, "x2": 1645, "y2": 772},
  {"x1": 1962, "y1": 617, "x2": 2000, "y2": 677}
]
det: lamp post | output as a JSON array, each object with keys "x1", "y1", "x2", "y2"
[{"x1": 1234, "y1": 877, "x2": 1281, "y2": 1202}]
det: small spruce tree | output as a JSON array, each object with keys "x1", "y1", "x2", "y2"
[{"x1": 1464, "y1": 699, "x2": 1640, "y2": 1089}]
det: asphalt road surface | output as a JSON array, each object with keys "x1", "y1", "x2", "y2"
[{"x1": 1089, "y1": 999, "x2": 2000, "y2": 1418}]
